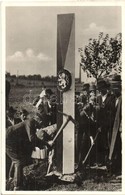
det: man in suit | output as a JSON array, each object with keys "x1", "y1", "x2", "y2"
[
  {"x1": 6, "y1": 114, "x2": 53, "y2": 190},
  {"x1": 6, "y1": 106, "x2": 22, "y2": 179},
  {"x1": 77, "y1": 84, "x2": 97, "y2": 169},
  {"x1": 96, "y1": 79, "x2": 116, "y2": 165},
  {"x1": 75, "y1": 83, "x2": 90, "y2": 168},
  {"x1": 38, "y1": 89, "x2": 57, "y2": 127}
]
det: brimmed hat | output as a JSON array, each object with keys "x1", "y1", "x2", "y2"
[
  {"x1": 89, "y1": 84, "x2": 96, "y2": 92},
  {"x1": 82, "y1": 83, "x2": 90, "y2": 91},
  {"x1": 97, "y1": 79, "x2": 110, "y2": 90},
  {"x1": 110, "y1": 74, "x2": 121, "y2": 89},
  {"x1": 112, "y1": 74, "x2": 121, "y2": 82}
]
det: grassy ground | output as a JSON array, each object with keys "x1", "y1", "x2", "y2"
[{"x1": 9, "y1": 86, "x2": 56, "y2": 109}]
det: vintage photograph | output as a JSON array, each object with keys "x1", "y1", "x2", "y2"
[{"x1": 4, "y1": 4, "x2": 122, "y2": 192}]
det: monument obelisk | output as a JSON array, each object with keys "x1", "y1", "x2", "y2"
[{"x1": 56, "y1": 13, "x2": 75, "y2": 174}]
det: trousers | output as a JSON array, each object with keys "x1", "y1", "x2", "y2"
[{"x1": 6, "y1": 147, "x2": 32, "y2": 188}]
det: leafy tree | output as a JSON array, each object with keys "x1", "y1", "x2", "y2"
[{"x1": 78, "y1": 32, "x2": 122, "y2": 80}]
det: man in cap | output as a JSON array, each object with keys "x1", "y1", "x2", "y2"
[
  {"x1": 6, "y1": 113, "x2": 53, "y2": 190},
  {"x1": 6, "y1": 106, "x2": 22, "y2": 180},
  {"x1": 96, "y1": 79, "x2": 116, "y2": 166}
]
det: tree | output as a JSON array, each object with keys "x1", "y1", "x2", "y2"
[{"x1": 78, "y1": 32, "x2": 122, "y2": 80}]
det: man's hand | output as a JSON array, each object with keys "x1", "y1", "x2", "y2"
[{"x1": 48, "y1": 140, "x2": 54, "y2": 147}]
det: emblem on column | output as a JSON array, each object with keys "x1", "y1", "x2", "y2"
[{"x1": 57, "y1": 69, "x2": 72, "y2": 92}]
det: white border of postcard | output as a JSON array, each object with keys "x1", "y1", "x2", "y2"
[{"x1": 1, "y1": 0, "x2": 125, "y2": 195}]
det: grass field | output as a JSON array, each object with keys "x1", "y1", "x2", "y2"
[{"x1": 9, "y1": 86, "x2": 56, "y2": 110}]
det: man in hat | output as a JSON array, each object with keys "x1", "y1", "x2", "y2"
[
  {"x1": 96, "y1": 79, "x2": 116, "y2": 165},
  {"x1": 81, "y1": 83, "x2": 90, "y2": 105},
  {"x1": 89, "y1": 84, "x2": 96, "y2": 106},
  {"x1": 77, "y1": 83, "x2": 97, "y2": 169},
  {"x1": 6, "y1": 106, "x2": 22, "y2": 180},
  {"x1": 6, "y1": 114, "x2": 53, "y2": 190}
]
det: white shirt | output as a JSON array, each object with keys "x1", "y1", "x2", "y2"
[
  {"x1": 39, "y1": 90, "x2": 46, "y2": 98},
  {"x1": 8, "y1": 118, "x2": 15, "y2": 126},
  {"x1": 115, "y1": 97, "x2": 120, "y2": 107},
  {"x1": 102, "y1": 93, "x2": 108, "y2": 103},
  {"x1": 36, "y1": 89, "x2": 46, "y2": 108}
]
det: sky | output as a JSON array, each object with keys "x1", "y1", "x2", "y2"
[{"x1": 6, "y1": 6, "x2": 121, "y2": 81}]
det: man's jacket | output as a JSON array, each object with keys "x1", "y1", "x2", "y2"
[{"x1": 6, "y1": 118, "x2": 45, "y2": 156}]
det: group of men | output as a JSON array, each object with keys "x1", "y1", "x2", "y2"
[
  {"x1": 75, "y1": 75, "x2": 122, "y2": 173},
  {"x1": 5, "y1": 74, "x2": 122, "y2": 190},
  {"x1": 6, "y1": 86, "x2": 55, "y2": 191}
]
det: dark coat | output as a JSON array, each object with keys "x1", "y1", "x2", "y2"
[
  {"x1": 38, "y1": 97, "x2": 57, "y2": 127},
  {"x1": 6, "y1": 80, "x2": 11, "y2": 109},
  {"x1": 6, "y1": 117, "x2": 22, "y2": 128},
  {"x1": 6, "y1": 118, "x2": 45, "y2": 157},
  {"x1": 6, "y1": 80, "x2": 11, "y2": 99},
  {"x1": 96, "y1": 92, "x2": 116, "y2": 130},
  {"x1": 96, "y1": 92, "x2": 116, "y2": 152}
]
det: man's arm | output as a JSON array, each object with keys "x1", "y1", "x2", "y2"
[{"x1": 25, "y1": 118, "x2": 52, "y2": 149}]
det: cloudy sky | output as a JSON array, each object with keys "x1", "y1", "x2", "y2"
[{"x1": 6, "y1": 6, "x2": 121, "y2": 80}]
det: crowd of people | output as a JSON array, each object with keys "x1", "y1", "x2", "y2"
[
  {"x1": 75, "y1": 75, "x2": 122, "y2": 174},
  {"x1": 5, "y1": 74, "x2": 122, "y2": 190},
  {"x1": 6, "y1": 84, "x2": 56, "y2": 190}
]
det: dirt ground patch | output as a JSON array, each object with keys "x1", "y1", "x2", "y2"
[{"x1": 6, "y1": 160, "x2": 122, "y2": 191}]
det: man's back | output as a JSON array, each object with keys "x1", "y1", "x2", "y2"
[{"x1": 6, "y1": 118, "x2": 37, "y2": 155}]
